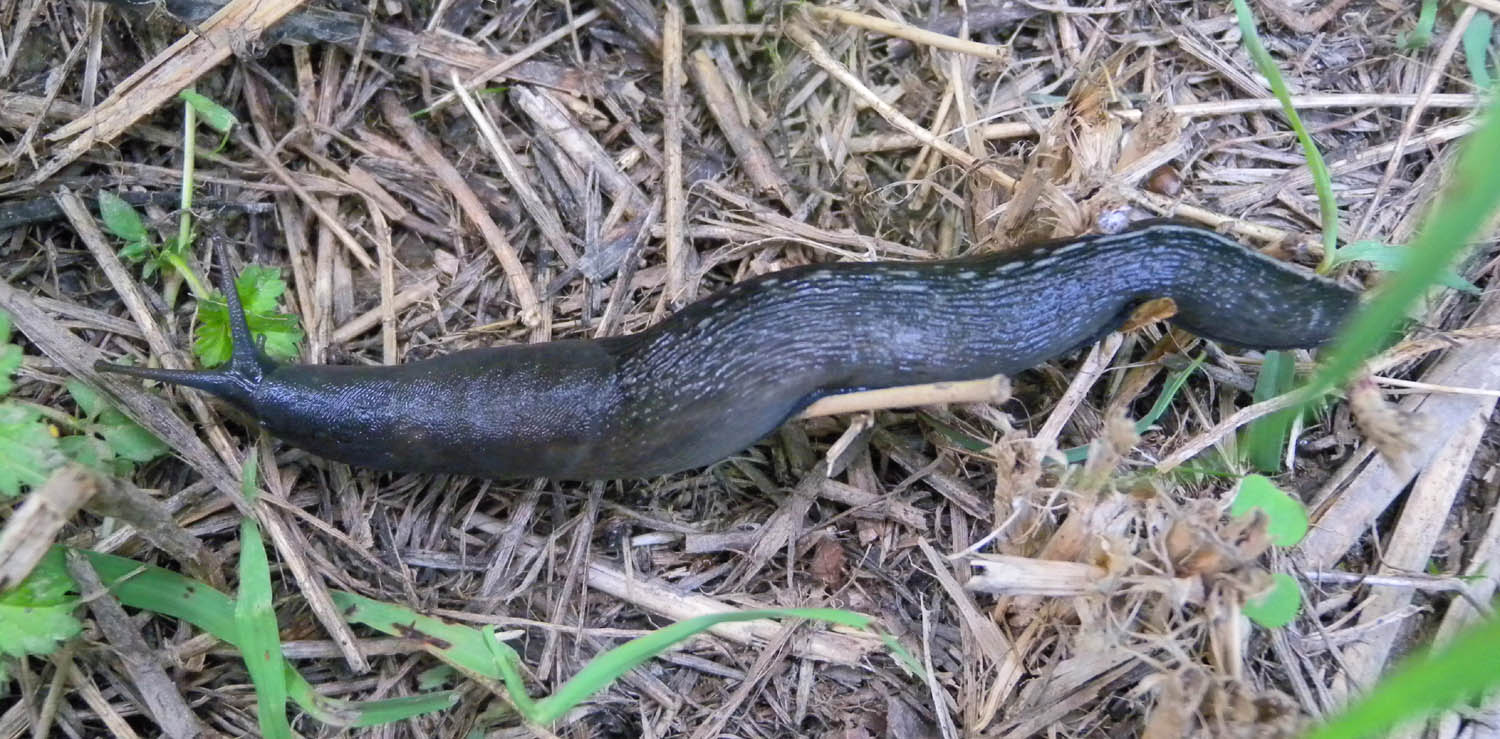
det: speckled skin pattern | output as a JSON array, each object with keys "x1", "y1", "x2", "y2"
[{"x1": 98, "y1": 222, "x2": 1359, "y2": 480}]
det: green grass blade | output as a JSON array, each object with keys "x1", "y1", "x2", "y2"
[
  {"x1": 234, "y1": 456, "x2": 291, "y2": 738},
  {"x1": 1063, "y1": 356, "x2": 1202, "y2": 464},
  {"x1": 1462, "y1": 12, "x2": 1494, "y2": 89},
  {"x1": 84, "y1": 550, "x2": 238, "y2": 637},
  {"x1": 529, "y1": 608, "x2": 875, "y2": 724},
  {"x1": 335, "y1": 594, "x2": 897, "y2": 726},
  {"x1": 1232, "y1": 0, "x2": 1339, "y2": 262},
  {"x1": 1398, "y1": 0, "x2": 1440, "y2": 49},
  {"x1": 1244, "y1": 351, "x2": 1297, "y2": 473},
  {"x1": 329, "y1": 590, "x2": 520, "y2": 680},
  {"x1": 1306, "y1": 613, "x2": 1500, "y2": 738},
  {"x1": 81, "y1": 550, "x2": 457, "y2": 726},
  {"x1": 1307, "y1": 96, "x2": 1500, "y2": 398}
]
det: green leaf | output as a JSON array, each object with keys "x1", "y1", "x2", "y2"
[
  {"x1": 65, "y1": 380, "x2": 107, "y2": 421},
  {"x1": 58, "y1": 434, "x2": 113, "y2": 472},
  {"x1": 194, "y1": 266, "x2": 305, "y2": 367},
  {"x1": 0, "y1": 311, "x2": 19, "y2": 398},
  {"x1": 1307, "y1": 614, "x2": 1500, "y2": 739},
  {"x1": 1398, "y1": 0, "x2": 1440, "y2": 50},
  {"x1": 0, "y1": 404, "x2": 63, "y2": 497},
  {"x1": 178, "y1": 90, "x2": 239, "y2": 134},
  {"x1": 61, "y1": 381, "x2": 167, "y2": 474},
  {"x1": 237, "y1": 519, "x2": 290, "y2": 735},
  {"x1": 98, "y1": 191, "x2": 149, "y2": 247},
  {"x1": 98, "y1": 407, "x2": 166, "y2": 462},
  {"x1": 1463, "y1": 13, "x2": 1494, "y2": 89},
  {"x1": 0, "y1": 548, "x2": 82, "y2": 659},
  {"x1": 1230, "y1": 474, "x2": 1309, "y2": 547},
  {"x1": 236, "y1": 265, "x2": 285, "y2": 315},
  {"x1": 1331, "y1": 240, "x2": 1481, "y2": 294},
  {"x1": 1244, "y1": 352, "x2": 1298, "y2": 473},
  {"x1": 97, "y1": 415, "x2": 169, "y2": 464},
  {"x1": 1243, "y1": 573, "x2": 1301, "y2": 628}
]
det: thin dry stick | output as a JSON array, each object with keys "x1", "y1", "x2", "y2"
[
  {"x1": 378, "y1": 92, "x2": 543, "y2": 329},
  {"x1": 372, "y1": 204, "x2": 397, "y2": 364},
  {"x1": 663, "y1": 3, "x2": 692, "y2": 305},
  {"x1": 1373, "y1": 375, "x2": 1500, "y2": 398},
  {"x1": 849, "y1": 94, "x2": 1483, "y2": 154},
  {"x1": 687, "y1": 48, "x2": 792, "y2": 208},
  {"x1": 236, "y1": 132, "x2": 377, "y2": 270},
  {"x1": 0, "y1": 0, "x2": 45, "y2": 80},
  {"x1": 1155, "y1": 388, "x2": 1315, "y2": 472},
  {"x1": 1126, "y1": 188, "x2": 1293, "y2": 244},
  {"x1": 1353, "y1": 5, "x2": 1476, "y2": 240},
  {"x1": 850, "y1": 121, "x2": 1033, "y2": 154},
  {"x1": 424, "y1": 8, "x2": 603, "y2": 113},
  {"x1": 64, "y1": 662, "x2": 141, "y2": 739},
  {"x1": 495, "y1": 535, "x2": 878, "y2": 664},
  {"x1": 254, "y1": 440, "x2": 370, "y2": 672},
  {"x1": 1034, "y1": 333, "x2": 1124, "y2": 450},
  {"x1": 510, "y1": 86, "x2": 648, "y2": 211},
  {"x1": 449, "y1": 71, "x2": 579, "y2": 267},
  {"x1": 1366, "y1": 323, "x2": 1500, "y2": 375},
  {"x1": 807, "y1": 5, "x2": 1007, "y2": 60},
  {"x1": 1221, "y1": 119, "x2": 1475, "y2": 213},
  {"x1": 0, "y1": 466, "x2": 96, "y2": 591},
  {"x1": 783, "y1": 23, "x2": 1017, "y2": 192},
  {"x1": 297, "y1": 144, "x2": 449, "y2": 241},
  {"x1": 916, "y1": 539, "x2": 1026, "y2": 707},
  {"x1": 797, "y1": 376, "x2": 1009, "y2": 419},
  {"x1": 903, "y1": 84, "x2": 954, "y2": 212},
  {"x1": 13, "y1": 0, "x2": 307, "y2": 191},
  {"x1": 330, "y1": 278, "x2": 440, "y2": 344}
]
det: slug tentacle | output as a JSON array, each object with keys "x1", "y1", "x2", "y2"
[
  {"x1": 94, "y1": 242, "x2": 277, "y2": 412},
  {"x1": 95, "y1": 222, "x2": 1361, "y2": 481}
]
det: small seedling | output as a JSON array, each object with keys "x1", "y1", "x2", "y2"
[
  {"x1": 193, "y1": 266, "x2": 304, "y2": 368},
  {"x1": 1229, "y1": 474, "x2": 1309, "y2": 629},
  {"x1": 0, "y1": 548, "x2": 82, "y2": 683},
  {"x1": 57, "y1": 380, "x2": 169, "y2": 477},
  {"x1": 0, "y1": 314, "x2": 62, "y2": 497}
]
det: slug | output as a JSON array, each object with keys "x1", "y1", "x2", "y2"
[{"x1": 95, "y1": 221, "x2": 1359, "y2": 480}]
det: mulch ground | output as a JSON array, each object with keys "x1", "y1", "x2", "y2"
[{"x1": 1, "y1": 0, "x2": 1497, "y2": 737}]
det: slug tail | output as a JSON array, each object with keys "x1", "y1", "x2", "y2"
[{"x1": 94, "y1": 241, "x2": 277, "y2": 412}]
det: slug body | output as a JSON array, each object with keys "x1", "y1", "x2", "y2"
[{"x1": 98, "y1": 223, "x2": 1359, "y2": 480}]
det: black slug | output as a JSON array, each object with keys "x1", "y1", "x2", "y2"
[{"x1": 95, "y1": 222, "x2": 1359, "y2": 480}]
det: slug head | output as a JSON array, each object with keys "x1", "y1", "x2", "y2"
[{"x1": 94, "y1": 242, "x2": 279, "y2": 412}]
